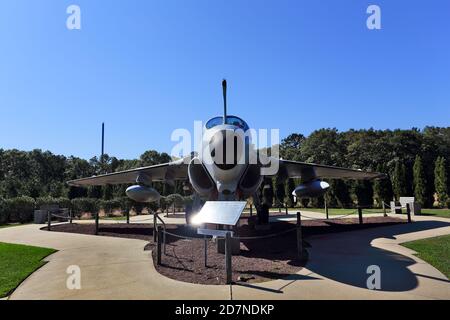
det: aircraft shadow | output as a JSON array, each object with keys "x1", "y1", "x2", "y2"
[{"x1": 301, "y1": 220, "x2": 450, "y2": 292}]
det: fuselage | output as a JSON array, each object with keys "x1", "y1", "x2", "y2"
[{"x1": 188, "y1": 115, "x2": 262, "y2": 200}]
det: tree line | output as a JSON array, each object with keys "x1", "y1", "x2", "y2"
[{"x1": 0, "y1": 126, "x2": 449, "y2": 211}]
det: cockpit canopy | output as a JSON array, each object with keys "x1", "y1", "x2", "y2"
[{"x1": 205, "y1": 115, "x2": 249, "y2": 131}]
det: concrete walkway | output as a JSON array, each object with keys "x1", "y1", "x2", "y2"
[{"x1": 0, "y1": 214, "x2": 449, "y2": 300}]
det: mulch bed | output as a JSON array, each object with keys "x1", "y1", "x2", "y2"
[{"x1": 44, "y1": 216, "x2": 404, "y2": 285}]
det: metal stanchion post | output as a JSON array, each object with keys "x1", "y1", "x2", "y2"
[
  {"x1": 406, "y1": 203, "x2": 412, "y2": 223},
  {"x1": 204, "y1": 236, "x2": 208, "y2": 268},
  {"x1": 95, "y1": 212, "x2": 99, "y2": 235},
  {"x1": 69, "y1": 209, "x2": 73, "y2": 224},
  {"x1": 382, "y1": 202, "x2": 387, "y2": 217},
  {"x1": 153, "y1": 213, "x2": 157, "y2": 242},
  {"x1": 225, "y1": 232, "x2": 232, "y2": 284},
  {"x1": 358, "y1": 207, "x2": 363, "y2": 225},
  {"x1": 325, "y1": 199, "x2": 329, "y2": 220},
  {"x1": 157, "y1": 226, "x2": 162, "y2": 265},
  {"x1": 296, "y1": 212, "x2": 303, "y2": 259},
  {"x1": 47, "y1": 211, "x2": 51, "y2": 231}
]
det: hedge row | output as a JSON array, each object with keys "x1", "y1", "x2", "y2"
[{"x1": 0, "y1": 194, "x2": 193, "y2": 224}]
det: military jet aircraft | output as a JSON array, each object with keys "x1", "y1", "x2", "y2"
[{"x1": 68, "y1": 80, "x2": 385, "y2": 223}]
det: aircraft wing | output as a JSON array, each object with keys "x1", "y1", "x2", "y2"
[
  {"x1": 277, "y1": 159, "x2": 386, "y2": 181},
  {"x1": 67, "y1": 159, "x2": 188, "y2": 186}
]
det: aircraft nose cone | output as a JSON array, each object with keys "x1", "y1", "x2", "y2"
[{"x1": 209, "y1": 130, "x2": 239, "y2": 170}]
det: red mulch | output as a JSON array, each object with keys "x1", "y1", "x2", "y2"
[{"x1": 44, "y1": 216, "x2": 404, "y2": 285}]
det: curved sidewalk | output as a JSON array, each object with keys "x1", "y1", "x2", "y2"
[{"x1": 0, "y1": 215, "x2": 449, "y2": 300}]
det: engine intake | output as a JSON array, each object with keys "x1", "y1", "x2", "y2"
[
  {"x1": 238, "y1": 164, "x2": 263, "y2": 197},
  {"x1": 188, "y1": 158, "x2": 215, "y2": 196}
]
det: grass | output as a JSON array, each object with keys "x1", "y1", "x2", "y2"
[
  {"x1": 102, "y1": 216, "x2": 127, "y2": 221},
  {"x1": 302, "y1": 208, "x2": 385, "y2": 215},
  {"x1": 0, "y1": 242, "x2": 56, "y2": 298},
  {"x1": 402, "y1": 235, "x2": 450, "y2": 279},
  {"x1": 418, "y1": 209, "x2": 450, "y2": 219}
]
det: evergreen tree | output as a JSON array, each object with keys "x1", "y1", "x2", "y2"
[
  {"x1": 434, "y1": 156, "x2": 448, "y2": 207},
  {"x1": 373, "y1": 163, "x2": 393, "y2": 206},
  {"x1": 413, "y1": 155, "x2": 426, "y2": 206},
  {"x1": 262, "y1": 178, "x2": 274, "y2": 207},
  {"x1": 352, "y1": 180, "x2": 374, "y2": 207},
  {"x1": 392, "y1": 161, "x2": 407, "y2": 200},
  {"x1": 274, "y1": 180, "x2": 286, "y2": 207},
  {"x1": 285, "y1": 179, "x2": 296, "y2": 207}
]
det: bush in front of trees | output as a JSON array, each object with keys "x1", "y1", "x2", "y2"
[
  {"x1": 98, "y1": 199, "x2": 122, "y2": 215},
  {"x1": 0, "y1": 198, "x2": 8, "y2": 224},
  {"x1": 71, "y1": 198, "x2": 98, "y2": 215},
  {"x1": 36, "y1": 196, "x2": 71, "y2": 210},
  {"x1": 6, "y1": 196, "x2": 36, "y2": 223},
  {"x1": 166, "y1": 194, "x2": 184, "y2": 213}
]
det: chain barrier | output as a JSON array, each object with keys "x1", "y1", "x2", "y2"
[
  {"x1": 296, "y1": 210, "x2": 358, "y2": 221},
  {"x1": 50, "y1": 213, "x2": 71, "y2": 220}
]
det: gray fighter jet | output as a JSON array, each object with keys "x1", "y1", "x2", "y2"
[{"x1": 68, "y1": 80, "x2": 385, "y2": 223}]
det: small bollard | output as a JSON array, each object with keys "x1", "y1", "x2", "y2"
[
  {"x1": 47, "y1": 211, "x2": 51, "y2": 231},
  {"x1": 358, "y1": 207, "x2": 363, "y2": 225},
  {"x1": 126, "y1": 210, "x2": 130, "y2": 224},
  {"x1": 69, "y1": 209, "x2": 73, "y2": 224},
  {"x1": 285, "y1": 205, "x2": 288, "y2": 216},
  {"x1": 204, "y1": 236, "x2": 208, "y2": 268},
  {"x1": 153, "y1": 213, "x2": 157, "y2": 242},
  {"x1": 296, "y1": 212, "x2": 303, "y2": 259},
  {"x1": 406, "y1": 203, "x2": 412, "y2": 223},
  {"x1": 325, "y1": 200, "x2": 329, "y2": 220},
  {"x1": 95, "y1": 212, "x2": 99, "y2": 235},
  {"x1": 225, "y1": 232, "x2": 232, "y2": 284},
  {"x1": 157, "y1": 226, "x2": 162, "y2": 265}
]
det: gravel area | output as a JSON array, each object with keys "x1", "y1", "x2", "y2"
[{"x1": 45, "y1": 216, "x2": 404, "y2": 285}]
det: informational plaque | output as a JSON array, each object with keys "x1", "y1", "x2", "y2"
[{"x1": 192, "y1": 201, "x2": 246, "y2": 226}]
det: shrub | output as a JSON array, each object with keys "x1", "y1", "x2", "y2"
[
  {"x1": 166, "y1": 194, "x2": 184, "y2": 207},
  {"x1": 71, "y1": 198, "x2": 98, "y2": 215},
  {"x1": 36, "y1": 196, "x2": 71, "y2": 209},
  {"x1": 183, "y1": 195, "x2": 194, "y2": 206},
  {"x1": 0, "y1": 198, "x2": 8, "y2": 224},
  {"x1": 99, "y1": 199, "x2": 122, "y2": 214},
  {"x1": 6, "y1": 196, "x2": 36, "y2": 223},
  {"x1": 118, "y1": 197, "x2": 133, "y2": 213}
]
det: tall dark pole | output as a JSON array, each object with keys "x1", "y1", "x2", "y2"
[
  {"x1": 101, "y1": 122, "x2": 105, "y2": 160},
  {"x1": 222, "y1": 79, "x2": 227, "y2": 124}
]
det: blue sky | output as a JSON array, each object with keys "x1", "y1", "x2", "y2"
[{"x1": 0, "y1": 0, "x2": 449, "y2": 160}]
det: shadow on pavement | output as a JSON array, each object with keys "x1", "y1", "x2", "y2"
[{"x1": 304, "y1": 220, "x2": 450, "y2": 292}]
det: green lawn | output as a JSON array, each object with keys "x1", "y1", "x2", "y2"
[
  {"x1": 102, "y1": 216, "x2": 127, "y2": 221},
  {"x1": 402, "y1": 235, "x2": 450, "y2": 279},
  {"x1": 301, "y1": 208, "x2": 386, "y2": 215},
  {"x1": 0, "y1": 242, "x2": 56, "y2": 298},
  {"x1": 418, "y1": 209, "x2": 450, "y2": 219}
]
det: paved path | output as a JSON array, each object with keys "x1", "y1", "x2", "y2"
[{"x1": 0, "y1": 214, "x2": 449, "y2": 300}]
